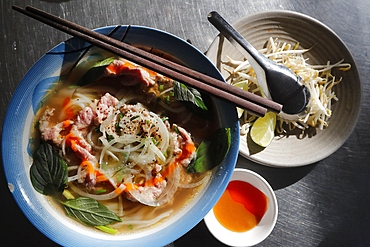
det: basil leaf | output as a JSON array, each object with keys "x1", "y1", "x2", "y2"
[
  {"x1": 186, "y1": 128, "x2": 231, "y2": 173},
  {"x1": 30, "y1": 142, "x2": 68, "y2": 196},
  {"x1": 174, "y1": 81, "x2": 213, "y2": 120},
  {"x1": 64, "y1": 197, "x2": 122, "y2": 226},
  {"x1": 77, "y1": 57, "x2": 115, "y2": 87}
]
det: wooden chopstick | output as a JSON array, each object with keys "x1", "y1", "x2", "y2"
[{"x1": 12, "y1": 5, "x2": 282, "y2": 117}]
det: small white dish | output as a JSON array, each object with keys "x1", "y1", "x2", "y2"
[{"x1": 204, "y1": 168, "x2": 278, "y2": 246}]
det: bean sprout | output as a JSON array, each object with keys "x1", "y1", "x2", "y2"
[{"x1": 225, "y1": 37, "x2": 350, "y2": 135}]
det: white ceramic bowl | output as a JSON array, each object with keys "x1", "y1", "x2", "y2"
[
  {"x1": 2, "y1": 25, "x2": 240, "y2": 247},
  {"x1": 206, "y1": 10, "x2": 362, "y2": 167},
  {"x1": 204, "y1": 168, "x2": 278, "y2": 246}
]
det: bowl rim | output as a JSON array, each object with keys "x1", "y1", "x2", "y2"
[{"x1": 2, "y1": 25, "x2": 240, "y2": 247}]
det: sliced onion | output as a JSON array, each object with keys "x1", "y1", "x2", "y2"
[
  {"x1": 149, "y1": 142, "x2": 166, "y2": 162},
  {"x1": 68, "y1": 174, "x2": 80, "y2": 183},
  {"x1": 114, "y1": 210, "x2": 173, "y2": 230},
  {"x1": 135, "y1": 162, "x2": 153, "y2": 181},
  {"x1": 67, "y1": 165, "x2": 79, "y2": 171},
  {"x1": 178, "y1": 173, "x2": 210, "y2": 188},
  {"x1": 149, "y1": 112, "x2": 169, "y2": 154},
  {"x1": 128, "y1": 164, "x2": 180, "y2": 207},
  {"x1": 69, "y1": 183, "x2": 126, "y2": 201}
]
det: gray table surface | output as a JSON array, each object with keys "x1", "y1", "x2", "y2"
[{"x1": 1, "y1": 0, "x2": 369, "y2": 246}]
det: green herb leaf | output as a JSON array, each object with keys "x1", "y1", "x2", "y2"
[
  {"x1": 77, "y1": 57, "x2": 115, "y2": 87},
  {"x1": 186, "y1": 128, "x2": 231, "y2": 173},
  {"x1": 30, "y1": 142, "x2": 68, "y2": 196},
  {"x1": 64, "y1": 197, "x2": 122, "y2": 226},
  {"x1": 173, "y1": 81, "x2": 213, "y2": 120}
]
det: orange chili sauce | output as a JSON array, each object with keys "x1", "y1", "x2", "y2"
[{"x1": 213, "y1": 180, "x2": 269, "y2": 232}]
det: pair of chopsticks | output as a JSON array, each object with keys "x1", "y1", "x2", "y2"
[{"x1": 12, "y1": 5, "x2": 282, "y2": 117}]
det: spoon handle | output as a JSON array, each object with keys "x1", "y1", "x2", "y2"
[{"x1": 207, "y1": 11, "x2": 272, "y2": 100}]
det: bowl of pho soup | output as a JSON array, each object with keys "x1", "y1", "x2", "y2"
[{"x1": 2, "y1": 25, "x2": 240, "y2": 247}]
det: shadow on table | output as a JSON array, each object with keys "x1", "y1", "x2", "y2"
[
  {"x1": 236, "y1": 155, "x2": 317, "y2": 190},
  {"x1": 174, "y1": 219, "x2": 227, "y2": 247},
  {"x1": 174, "y1": 155, "x2": 317, "y2": 247}
]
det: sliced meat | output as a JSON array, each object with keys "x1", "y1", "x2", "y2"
[
  {"x1": 104, "y1": 59, "x2": 155, "y2": 87},
  {"x1": 125, "y1": 178, "x2": 167, "y2": 203},
  {"x1": 75, "y1": 106, "x2": 95, "y2": 129},
  {"x1": 39, "y1": 94, "x2": 120, "y2": 163},
  {"x1": 39, "y1": 107, "x2": 66, "y2": 145},
  {"x1": 172, "y1": 125, "x2": 196, "y2": 168},
  {"x1": 70, "y1": 139, "x2": 96, "y2": 161},
  {"x1": 153, "y1": 164, "x2": 162, "y2": 173},
  {"x1": 95, "y1": 93, "x2": 119, "y2": 124}
]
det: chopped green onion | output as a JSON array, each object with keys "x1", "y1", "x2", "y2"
[
  {"x1": 152, "y1": 137, "x2": 159, "y2": 145},
  {"x1": 174, "y1": 126, "x2": 180, "y2": 135},
  {"x1": 164, "y1": 96, "x2": 170, "y2": 104},
  {"x1": 96, "y1": 189, "x2": 107, "y2": 194},
  {"x1": 62, "y1": 190, "x2": 75, "y2": 200},
  {"x1": 161, "y1": 117, "x2": 169, "y2": 122},
  {"x1": 107, "y1": 135, "x2": 114, "y2": 142},
  {"x1": 117, "y1": 174, "x2": 123, "y2": 183},
  {"x1": 170, "y1": 91, "x2": 175, "y2": 96},
  {"x1": 95, "y1": 225, "x2": 117, "y2": 234},
  {"x1": 159, "y1": 84, "x2": 164, "y2": 91},
  {"x1": 115, "y1": 122, "x2": 121, "y2": 134},
  {"x1": 130, "y1": 115, "x2": 140, "y2": 121},
  {"x1": 35, "y1": 121, "x2": 40, "y2": 129},
  {"x1": 101, "y1": 162, "x2": 108, "y2": 170},
  {"x1": 128, "y1": 224, "x2": 133, "y2": 230}
]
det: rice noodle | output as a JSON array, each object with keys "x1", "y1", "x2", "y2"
[{"x1": 114, "y1": 210, "x2": 173, "y2": 230}]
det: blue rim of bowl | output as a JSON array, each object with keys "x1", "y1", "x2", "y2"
[{"x1": 1, "y1": 25, "x2": 239, "y2": 246}]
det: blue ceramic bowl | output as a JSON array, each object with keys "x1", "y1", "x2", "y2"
[{"x1": 2, "y1": 25, "x2": 239, "y2": 246}]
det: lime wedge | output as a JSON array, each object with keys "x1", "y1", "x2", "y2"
[
  {"x1": 233, "y1": 81, "x2": 248, "y2": 119},
  {"x1": 250, "y1": 112, "x2": 276, "y2": 147},
  {"x1": 236, "y1": 107, "x2": 244, "y2": 119}
]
